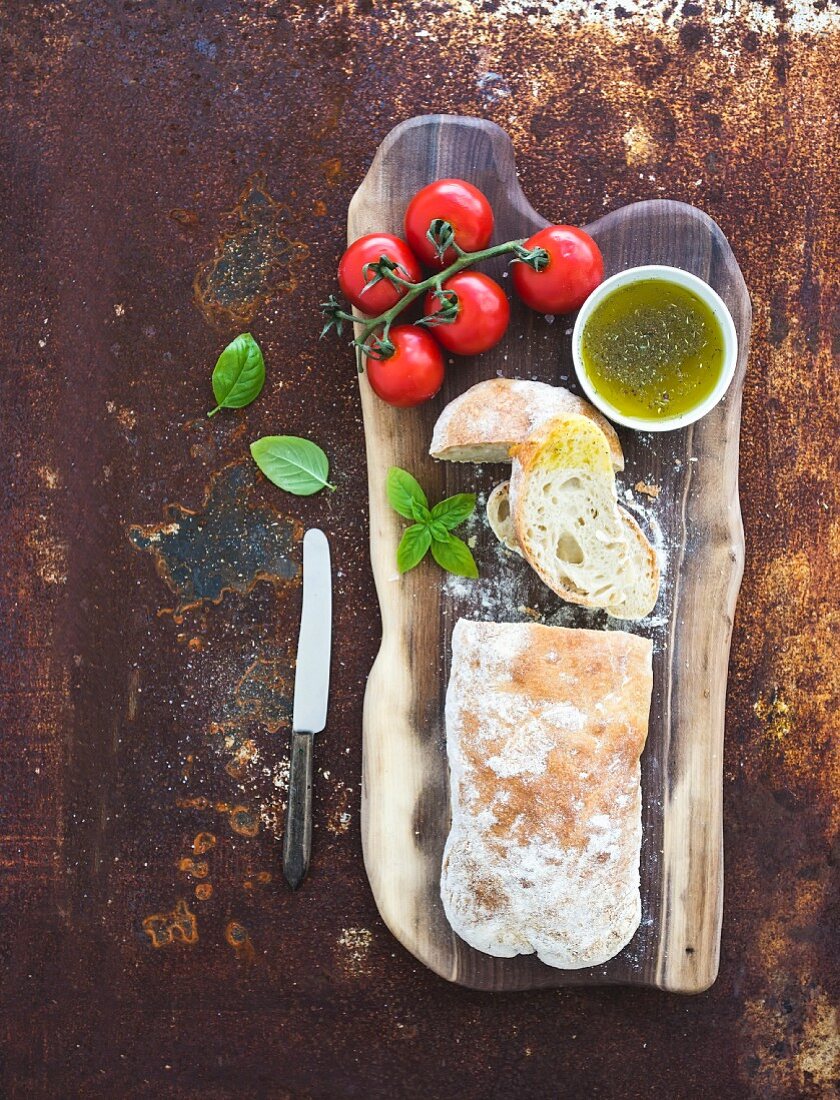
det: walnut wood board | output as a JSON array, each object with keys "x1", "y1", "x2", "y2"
[{"x1": 351, "y1": 115, "x2": 750, "y2": 993}]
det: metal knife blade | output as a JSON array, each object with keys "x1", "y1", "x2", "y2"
[{"x1": 292, "y1": 528, "x2": 332, "y2": 734}]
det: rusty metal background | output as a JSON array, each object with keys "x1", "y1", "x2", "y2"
[{"x1": 1, "y1": 1, "x2": 838, "y2": 1097}]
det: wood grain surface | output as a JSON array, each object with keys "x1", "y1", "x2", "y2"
[{"x1": 352, "y1": 116, "x2": 750, "y2": 993}]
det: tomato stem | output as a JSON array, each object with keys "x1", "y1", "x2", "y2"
[{"x1": 349, "y1": 237, "x2": 539, "y2": 359}]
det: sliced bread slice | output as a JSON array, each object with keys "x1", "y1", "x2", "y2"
[
  {"x1": 508, "y1": 414, "x2": 660, "y2": 619},
  {"x1": 430, "y1": 378, "x2": 624, "y2": 472},
  {"x1": 487, "y1": 481, "x2": 659, "y2": 619}
]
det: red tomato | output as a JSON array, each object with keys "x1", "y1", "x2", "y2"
[
  {"x1": 338, "y1": 233, "x2": 423, "y2": 315},
  {"x1": 423, "y1": 272, "x2": 510, "y2": 355},
  {"x1": 365, "y1": 326, "x2": 445, "y2": 407},
  {"x1": 512, "y1": 225, "x2": 604, "y2": 314},
  {"x1": 404, "y1": 179, "x2": 494, "y2": 268}
]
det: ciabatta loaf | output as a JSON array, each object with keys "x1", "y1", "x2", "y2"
[
  {"x1": 509, "y1": 414, "x2": 659, "y2": 619},
  {"x1": 441, "y1": 619, "x2": 653, "y2": 968},
  {"x1": 430, "y1": 378, "x2": 624, "y2": 472},
  {"x1": 487, "y1": 480, "x2": 659, "y2": 620}
]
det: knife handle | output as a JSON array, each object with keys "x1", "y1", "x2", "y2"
[{"x1": 283, "y1": 730, "x2": 315, "y2": 890}]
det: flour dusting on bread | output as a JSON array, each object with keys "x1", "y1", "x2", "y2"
[{"x1": 441, "y1": 619, "x2": 652, "y2": 969}]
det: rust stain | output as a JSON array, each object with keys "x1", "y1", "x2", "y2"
[
  {"x1": 738, "y1": 870, "x2": 840, "y2": 1096},
  {"x1": 176, "y1": 796, "x2": 212, "y2": 811},
  {"x1": 192, "y1": 832, "x2": 216, "y2": 856},
  {"x1": 754, "y1": 687, "x2": 793, "y2": 742},
  {"x1": 177, "y1": 857, "x2": 209, "y2": 879},
  {"x1": 193, "y1": 174, "x2": 310, "y2": 327},
  {"x1": 228, "y1": 806, "x2": 260, "y2": 837},
  {"x1": 169, "y1": 207, "x2": 200, "y2": 226},
  {"x1": 141, "y1": 900, "x2": 199, "y2": 949},
  {"x1": 225, "y1": 920, "x2": 255, "y2": 961},
  {"x1": 128, "y1": 461, "x2": 301, "y2": 615},
  {"x1": 210, "y1": 652, "x2": 294, "y2": 740},
  {"x1": 194, "y1": 883, "x2": 213, "y2": 901},
  {"x1": 224, "y1": 737, "x2": 259, "y2": 781},
  {"x1": 321, "y1": 156, "x2": 343, "y2": 185},
  {"x1": 243, "y1": 870, "x2": 272, "y2": 892}
]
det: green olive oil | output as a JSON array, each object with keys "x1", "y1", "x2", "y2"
[{"x1": 580, "y1": 278, "x2": 725, "y2": 420}]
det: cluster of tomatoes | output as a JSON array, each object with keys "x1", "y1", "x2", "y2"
[{"x1": 335, "y1": 178, "x2": 604, "y2": 407}]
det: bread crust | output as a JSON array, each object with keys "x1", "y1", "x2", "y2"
[
  {"x1": 441, "y1": 619, "x2": 653, "y2": 968},
  {"x1": 430, "y1": 378, "x2": 624, "y2": 472}
]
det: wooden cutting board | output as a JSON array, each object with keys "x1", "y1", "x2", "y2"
[{"x1": 350, "y1": 115, "x2": 750, "y2": 993}]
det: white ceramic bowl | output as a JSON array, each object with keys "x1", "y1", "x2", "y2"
[{"x1": 571, "y1": 264, "x2": 738, "y2": 432}]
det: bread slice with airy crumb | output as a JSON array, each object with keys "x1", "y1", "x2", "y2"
[
  {"x1": 508, "y1": 414, "x2": 660, "y2": 618},
  {"x1": 487, "y1": 480, "x2": 659, "y2": 619},
  {"x1": 430, "y1": 378, "x2": 624, "y2": 472}
]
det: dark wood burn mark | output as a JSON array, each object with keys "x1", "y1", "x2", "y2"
[
  {"x1": 128, "y1": 461, "x2": 301, "y2": 615},
  {"x1": 193, "y1": 174, "x2": 310, "y2": 327}
]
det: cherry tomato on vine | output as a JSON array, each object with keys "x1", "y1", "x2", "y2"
[
  {"x1": 338, "y1": 233, "x2": 423, "y2": 315},
  {"x1": 423, "y1": 272, "x2": 510, "y2": 356},
  {"x1": 512, "y1": 225, "x2": 604, "y2": 314},
  {"x1": 365, "y1": 326, "x2": 445, "y2": 408},
  {"x1": 404, "y1": 179, "x2": 494, "y2": 268}
]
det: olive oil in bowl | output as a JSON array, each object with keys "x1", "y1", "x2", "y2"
[{"x1": 573, "y1": 266, "x2": 738, "y2": 431}]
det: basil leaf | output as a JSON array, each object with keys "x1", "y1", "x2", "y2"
[
  {"x1": 430, "y1": 534, "x2": 478, "y2": 578},
  {"x1": 428, "y1": 520, "x2": 450, "y2": 543},
  {"x1": 409, "y1": 499, "x2": 432, "y2": 524},
  {"x1": 208, "y1": 333, "x2": 265, "y2": 417},
  {"x1": 250, "y1": 436, "x2": 335, "y2": 496},
  {"x1": 386, "y1": 466, "x2": 429, "y2": 520},
  {"x1": 430, "y1": 492, "x2": 476, "y2": 531},
  {"x1": 397, "y1": 524, "x2": 431, "y2": 573}
]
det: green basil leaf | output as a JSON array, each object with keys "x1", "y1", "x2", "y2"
[
  {"x1": 250, "y1": 436, "x2": 335, "y2": 496},
  {"x1": 430, "y1": 492, "x2": 476, "y2": 531},
  {"x1": 428, "y1": 520, "x2": 450, "y2": 543},
  {"x1": 430, "y1": 534, "x2": 478, "y2": 578},
  {"x1": 397, "y1": 524, "x2": 432, "y2": 573},
  {"x1": 386, "y1": 466, "x2": 429, "y2": 519},
  {"x1": 208, "y1": 333, "x2": 265, "y2": 416},
  {"x1": 409, "y1": 499, "x2": 432, "y2": 524}
]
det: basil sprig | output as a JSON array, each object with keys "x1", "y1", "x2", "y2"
[
  {"x1": 251, "y1": 436, "x2": 335, "y2": 496},
  {"x1": 208, "y1": 333, "x2": 265, "y2": 417},
  {"x1": 387, "y1": 467, "x2": 478, "y2": 578}
]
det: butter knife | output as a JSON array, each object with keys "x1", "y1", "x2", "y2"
[{"x1": 283, "y1": 528, "x2": 332, "y2": 890}]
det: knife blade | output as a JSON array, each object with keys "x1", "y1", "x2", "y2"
[{"x1": 283, "y1": 528, "x2": 332, "y2": 889}]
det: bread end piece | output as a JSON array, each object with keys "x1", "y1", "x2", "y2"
[{"x1": 430, "y1": 378, "x2": 624, "y2": 472}]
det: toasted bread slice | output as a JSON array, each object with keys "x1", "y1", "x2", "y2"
[
  {"x1": 430, "y1": 378, "x2": 624, "y2": 472},
  {"x1": 487, "y1": 481, "x2": 659, "y2": 619},
  {"x1": 508, "y1": 414, "x2": 659, "y2": 618}
]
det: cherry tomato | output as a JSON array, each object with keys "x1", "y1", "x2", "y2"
[
  {"x1": 365, "y1": 326, "x2": 445, "y2": 407},
  {"x1": 423, "y1": 272, "x2": 510, "y2": 356},
  {"x1": 404, "y1": 179, "x2": 494, "y2": 268},
  {"x1": 338, "y1": 233, "x2": 423, "y2": 315},
  {"x1": 512, "y1": 225, "x2": 604, "y2": 314}
]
